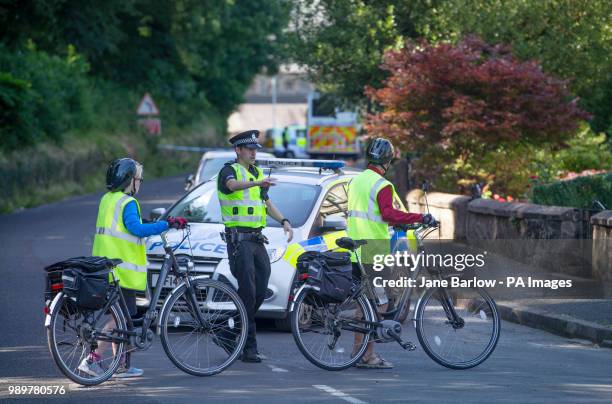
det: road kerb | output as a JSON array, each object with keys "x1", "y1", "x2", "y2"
[{"x1": 497, "y1": 301, "x2": 612, "y2": 347}]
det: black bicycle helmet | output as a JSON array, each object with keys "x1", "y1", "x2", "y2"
[
  {"x1": 366, "y1": 138, "x2": 394, "y2": 165},
  {"x1": 106, "y1": 158, "x2": 137, "y2": 191}
]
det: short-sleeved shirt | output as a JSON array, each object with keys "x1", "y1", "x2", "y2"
[{"x1": 217, "y1": 161, "x2": 269, "y2": 232}]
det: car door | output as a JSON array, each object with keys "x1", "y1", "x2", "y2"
[{"x1": 308, "y1": 181, "x2": 349, "y2": 239}]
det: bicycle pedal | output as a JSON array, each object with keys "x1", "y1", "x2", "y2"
[{"x1": 402, "y1": 341, "x2": 417, "y2": 351}]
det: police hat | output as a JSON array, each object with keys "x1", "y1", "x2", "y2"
[{"x1": 229, "y1": 130, "x2": 262, "y2": 149}]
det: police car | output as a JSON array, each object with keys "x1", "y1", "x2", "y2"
[
  {"x1": 184, "y1": 150, "x2": 274, "y2": 191},
  {"x1": 142, "y1": 158, "x2": 359, "y2": 329}
]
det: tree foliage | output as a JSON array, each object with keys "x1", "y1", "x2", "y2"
[
  {"x1": 288, "y1": 0, "x2": 610, "y2": 136},
  {"x1": 0, "y1": 0, "x2": 290, "y2": 151},
  {"x1": 365, "y1": 37, "x2": 591, "y2": 193},
  {"x1": 0, "y1": 45, "x2": 93, "y2": 151},
  {"x1": 287, "y1": 0, "x2": 436, "y2": 107},
  {"x1": 421, "y1": 0, "x2": 612, "y2": 135}
]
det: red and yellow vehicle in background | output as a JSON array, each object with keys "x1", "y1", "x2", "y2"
[{"x1": 307, "y1": 92, "x2": 361, "y2": 159}]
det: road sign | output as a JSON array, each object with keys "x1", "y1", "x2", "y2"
[
  {"x1": 138, "y1": 118, "x2": 161, "y2": 135},
  {"x1": 136, "y1": 93, "x2": 160, "y2": 116}
]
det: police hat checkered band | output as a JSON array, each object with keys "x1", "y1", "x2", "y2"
[{"x1": 234, "y1": 137, "x2": 258, "y2": 146}]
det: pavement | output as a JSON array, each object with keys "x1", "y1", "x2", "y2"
[{"x1": 1, "y1": 172, "x2": 612, "y2": 402}]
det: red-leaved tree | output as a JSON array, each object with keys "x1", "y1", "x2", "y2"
[{"x1": 365, "y1": 36, "x2": 590, "y2": 194}]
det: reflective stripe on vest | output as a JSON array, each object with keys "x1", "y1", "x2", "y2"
[
  {"x1": 92, "y1": 192, "x2": 148, "y2": 290},
  {"x1": 218, "y1": 163, "x2": 266, "y2": 228},
  {"x1": 95, "y1": 227, "x2": 144, "y2": 245}
]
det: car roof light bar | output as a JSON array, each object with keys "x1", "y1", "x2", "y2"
[{"x1": 256, "y1": 158, "x2": 345, "y2": 172}]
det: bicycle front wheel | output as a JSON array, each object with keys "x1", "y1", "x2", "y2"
[
  {"x1": 47, "y1": 293, "x2": 126, "y2": 386},
  {"x1": 291, "y1": 288, "x2": 373, "y2": 371},
  {"x1": 159, "y1": 278, "x2": 248, "y2": 376},
  {"x1": 416, "y1": 286, "x2": 500, "y2": 370}
]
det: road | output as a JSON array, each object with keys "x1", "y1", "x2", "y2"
[{"x1": 1, "y1": 174, "x2": 611, "y2": 403}]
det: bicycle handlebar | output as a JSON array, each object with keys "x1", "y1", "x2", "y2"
[{"x1": 393, "y1": 221, "x2": 439, "y2": 232}]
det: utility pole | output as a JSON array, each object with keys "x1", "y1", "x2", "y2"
[{"x1": 271, "y1": 76, "x2": 277, "y2": 129}]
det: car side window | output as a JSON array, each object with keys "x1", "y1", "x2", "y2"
[{"x1": 308, "y1": 182, "x2": 349, "y2": 238}]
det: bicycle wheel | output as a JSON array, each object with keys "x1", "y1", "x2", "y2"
[
  {"x1": 159, "y1": 278, "x2": 248, "y2": 376},
  {"x1": 291, "y1": 288, "x2": 373, "y2": 371},
  {"x1": 415, "y1": 287, "x2": 500, "y2": 369},
  {"x1": 47, "y1": 293, "x2": 126, "y2": 385}
]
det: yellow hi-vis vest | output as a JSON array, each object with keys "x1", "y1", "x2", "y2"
[
  {"x1": 347, "y1": 169, "x2": 401, "y2": 263},
  {"x1": 92, "y1": 192, "x2": 148, "y2": 291},
  {"x1": 217, "y1": 163, "x2": 267, "y2": 228}
]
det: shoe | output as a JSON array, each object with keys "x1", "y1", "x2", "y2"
[
  {"x1": 241, "y1": 348, "x2": 262, "y2": 363},
  {"x1": 113, "y1": 366, "x2": 144, "y2": 378},
  {"x1": 78, "y1": 356, "x2": 105, "y2": 377},
  {"x1": 355, "y1": 354, "x2": 393, "y2": 369}
]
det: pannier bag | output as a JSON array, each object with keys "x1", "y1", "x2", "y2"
[
  {"x1": 44, "y1": 256, "x2": 121, "y2": 309},
  {"x1": 297, "y1": 251, "x2": 353, "y2": 303}
]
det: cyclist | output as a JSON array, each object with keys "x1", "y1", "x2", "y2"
[
  {"x1": 79, "y1": 158, "x2": 186, "y2": 378},
  {"x1": 347, "y1": 138, "x2": 435, "y2": 369}
]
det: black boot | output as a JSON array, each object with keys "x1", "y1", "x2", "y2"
[{"x1": 241, "y1": 347, "x2": 262, "y2": 363}]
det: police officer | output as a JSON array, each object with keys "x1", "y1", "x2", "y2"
[
  {"x1": 348, "y1": 138, "x2": 435, "y2": 369},
  {"x1": 217, "y1": 130, "x2": 293, "y2": 362},
  {"x1": 82, "y1": 158, "x2": 186, "y2": 378}
]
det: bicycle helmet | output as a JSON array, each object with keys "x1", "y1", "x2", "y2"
[
  {"x1": 366, "y1": 138, "x2": 394, "y2": 166},
  {"x1": 106, "y1": 158, "x2": 138, "y2": 191}
]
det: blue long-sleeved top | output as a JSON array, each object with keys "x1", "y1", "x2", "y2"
[{"x1": 123, "y1": 200, "x2": 169, "y2": 238}]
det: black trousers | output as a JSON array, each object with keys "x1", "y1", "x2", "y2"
[{"x1": 227, "y1": 239, "x2": 271, "y2": 351}]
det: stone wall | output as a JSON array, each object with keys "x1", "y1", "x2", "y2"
[
  {"x1": 591, "y1": 211, "x2": 612, "y2": 297},
  {"x1": 406, "y1": 190, "x2": 470, "y2": 240},
  {"x1": 405, "y1": 190, "x2": 606, "y2": 278}
]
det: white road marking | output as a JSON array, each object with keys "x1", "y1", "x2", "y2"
[
  {"x1": 267, "y1": 364, "x2": 289, "y2": 373},
  {"x1": 313, "y1": 384, "x2": 368, "y2": 404}
]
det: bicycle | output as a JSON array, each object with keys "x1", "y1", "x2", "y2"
[
  {"x1": 290, "y1": 222, "x2": 501, "y2": 371},
  {"x1": 45, "y1": 225, "x2": 248, "y2": 385}
]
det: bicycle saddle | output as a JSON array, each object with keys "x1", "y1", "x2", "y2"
[{"x1": 335, "y1": 237, "x2": 367, "y2": 251}]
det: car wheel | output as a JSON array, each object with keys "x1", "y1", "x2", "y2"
[{"x1": 274, "y1": 317, "x2": 292, "y2": 332}]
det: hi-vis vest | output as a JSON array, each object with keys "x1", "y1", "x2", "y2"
[
  {"x1": 347, "y1": 169, "x2": 402, "y2": 263},
  {"x1": 92, "y1": 192, "x2": 147, "y2": 291},
  {"x1": 218, "y1": 163, "x2": 267, "y2": 228}
]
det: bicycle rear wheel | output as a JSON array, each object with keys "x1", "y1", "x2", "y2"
[
  {"x1": 415, "y1": 287, "x2": 500, "y2": 369},
  {"x1": 291, "y1": 288, "x2": 373, "y2": 371},
  {"x1": 159, "y1": 278, "x2": 248, "y2": 376},
  {"x1": 47, "y1": 293, "x2": 126, "y2": 385}
]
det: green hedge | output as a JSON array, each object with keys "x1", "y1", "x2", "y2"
[
  {"x1": 531, "y1": 172, "x2": 612, "y2": 209},
  {"x1": 0, "y1": 46, "x2": 93, "y2": 152}
]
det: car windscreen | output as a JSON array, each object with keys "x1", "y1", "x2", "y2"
[
  {"x1": 167, "y1": 182, "x2": 320, "y2": 227},
  {"x1": 199, "y1": 158, "x2": 233, "y2": 182}
]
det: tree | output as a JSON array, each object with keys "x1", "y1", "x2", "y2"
[
  {"x1": 170, "y1": 0, "x2": 290, "y2": 115},
  {"x1": 0, "y1": 0, "x2": 139, "y2": 66},
  {"x1": 0, "y1": 0, "x2": 291, "y2": 127},
  {"x1": 364, "y1": 37, "x2": 590, "y2": 194},
  {"x1": 287, "y1": 0, "x2": 437, "y2": 108},
  {"x1": 421, "y1": 0, "x2": 612, "y2": 136}
]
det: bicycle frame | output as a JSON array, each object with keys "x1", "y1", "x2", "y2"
[{"x1": 86, "y1": 228, "x2": 210, "y2": 347}]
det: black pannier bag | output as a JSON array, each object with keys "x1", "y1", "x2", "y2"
[
  {"x1": 44, "y1": 257, "x2": 121, "y2": 309},
  {"x1": 297, "y1": 251, "x2": 353, "y2": 303}
]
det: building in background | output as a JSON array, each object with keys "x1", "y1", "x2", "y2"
[{"x1": 227, "y1": 64, "x2": 313, "y2": 138}]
